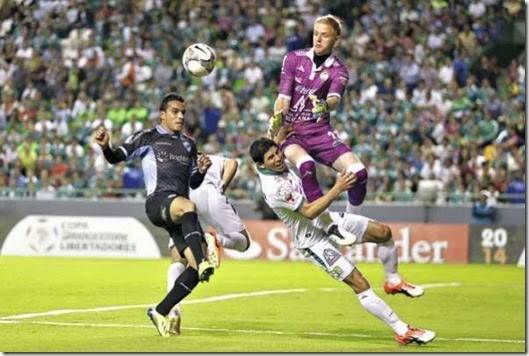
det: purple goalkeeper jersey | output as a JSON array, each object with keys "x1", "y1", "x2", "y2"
[{"x1": 278, "y1": 48, "x2": 349, "y2": 135}]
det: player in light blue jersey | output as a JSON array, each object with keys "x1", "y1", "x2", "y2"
[{"x1": 268, "y1": 15, "x2": 368, "y2": 214}]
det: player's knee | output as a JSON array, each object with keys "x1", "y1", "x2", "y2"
[
  {"x1": 344, "y1": 268, "x2": 371, "y2": 294},
  {"x1": 346, "y1": 163, "x2": 368, "y2": 184},
  {"x1": 379, "y1": 224, "x2": 392, "y2": 243}
]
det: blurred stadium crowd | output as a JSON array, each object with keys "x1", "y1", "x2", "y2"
[{"x1": 0, "y1": 0, "x2": 525, "y2": 206}]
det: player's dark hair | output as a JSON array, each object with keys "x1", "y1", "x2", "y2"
[
  {"x1": 160, "y1": 92, "x2": 185, "y2": 111},
  {"x1": 249, "y1": 138, "x2": 278, "y2": 164}
]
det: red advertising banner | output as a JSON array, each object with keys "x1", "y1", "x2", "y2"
[{"x1": 219, "y1": 220, "x2": 469, "y2": 264}]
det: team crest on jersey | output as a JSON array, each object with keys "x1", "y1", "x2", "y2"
[
  {"x1": 319, "y1": 71, "x2": 329, "y2": 81},
  {"x1": 181, "y1": 137, "x2": 193, "y2": 152},
  {"x1": 322, "y1": 248, "x2": 340, "y2": 265}
]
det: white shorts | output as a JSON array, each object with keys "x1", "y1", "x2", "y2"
[
  {"x1": 168, "y1": 183, "x2": 245, "y2": 249},
  {"x1": 297, "y1": 212, "x2": 370, "y2": 281},
  {"x1": 299, "y1": 238, "x2": 355, "y2": 281}
]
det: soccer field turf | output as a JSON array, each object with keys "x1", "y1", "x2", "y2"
[{"x1": 0, "y1": 256, "x2": 525, "y2": 352}]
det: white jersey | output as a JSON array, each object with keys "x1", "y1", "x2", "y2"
[
  {"x1": 257, "y1": 167, "x2": 328, "y2": 249},
  {"x1": 169, "y1": 154, "x2": 244, "y2": 249},
  {"x1": 195, "y1": 155, "x2": 225, "y2": 193}
]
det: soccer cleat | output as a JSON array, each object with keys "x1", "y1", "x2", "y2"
[
  {"x1": 327, "y1": 224, "x2": 357, "y2": 246},
  {"x1": 204, "y1": 232, "x2": 221, "y2": 269},
  {"x1": 168, "y1": 310, "x2": 181, "y2": 336},
  {"x1": 395, "y1": 326, "x2": 435, "y2": 345},
  {"x1": 198, "y1": 259, "x2": 215, "y2": 282},
  {"x1": 384, "y1": 280, "x2": 424, "y2": 298},
  {"x1": 147, "y1": 308, "x2": 169, "y2": 337}
]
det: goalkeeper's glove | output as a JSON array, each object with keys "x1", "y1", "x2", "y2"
[
  {"x1": 309, "y1": 94, "x2": 329, "y2": 121},
  {"x1": 267, "y1": 111, "x2": 283, "y2": 138}
]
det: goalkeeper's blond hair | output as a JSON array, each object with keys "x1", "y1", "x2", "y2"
[{"x1": 315, "y1": 15, "x2": 344, "y2": 37}]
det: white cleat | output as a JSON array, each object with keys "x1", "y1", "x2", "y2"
[
  {"x1": 327, "y1": 224, "x2": 357, "y2": 246},
  {"x1": 147, "y1": 308, "x2": 169, "y2": 337},
  {"x1": 204, "y1": 232, "x2": 221, "y2": 269},
  {"x1": 168, "y1": 310, "x2": 181, "y2": 336},
  {"x1": 395, "y1": 325, "x2": 436, "y2": 345}
]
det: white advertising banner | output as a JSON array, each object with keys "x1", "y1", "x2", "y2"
[{"x1": 1, "y1": 215, "x2": 161, "y2": 259}]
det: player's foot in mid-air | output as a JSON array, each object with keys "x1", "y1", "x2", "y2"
[
  {"x1": 395, "y1": 325, "x2": 435, "y2": 345},
  {"x1": 147, "y1": 308, "x2": 169, "y2": 337},
  {"x1": 204, "y1": 232, "x2": 221, "y2": 268},
  {"x1": 384, "y1": 280, "x2": 424, "y2": 298},
  {"x1": 327, "y1": 224, "x2": 357, "y2": 246},
  {"x1": 168, "y1": 309, "x2": 181, "y2": 336},
  {"x1": 198, "y1": 259, "x2": 215, "y2": 282}
]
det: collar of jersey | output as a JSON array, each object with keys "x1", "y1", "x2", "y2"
[
  {"x1": 304, "y1": 48, "x2": 335, "y2": 68},
  {"x1": 257, "y1": 166, "x2": 288, "y2": 176},
  {"x1": 156, "y1": 124, "x2": 181, "y2": 137}
]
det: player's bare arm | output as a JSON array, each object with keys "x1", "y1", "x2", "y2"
[
  {"x1": 221, "y1": 159, "x2": 238, "y2": 194},
  {"x1": 299, "y1": 170, "x2": 356, "y2": 219}
]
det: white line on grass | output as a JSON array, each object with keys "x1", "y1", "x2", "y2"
[
  {"x1": 0, "y1": 319, "x2": 523, "y2": 344},
  {"x1": 0, "y1": 288, "x2": 308, "y2": 320},
  {"x1": 2, "y1": 282, "x2": 522, "y2": 345}
]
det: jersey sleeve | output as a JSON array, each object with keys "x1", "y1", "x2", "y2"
[
  {"x1": 121, "y1": 130, "x2": 150, "y2": 160},
  {"x1": 277, "y1": 52, "x2": 297, "y2": 100},
  {"x1": 327, "y1": 66, "x2": 349, "y2": 100}
]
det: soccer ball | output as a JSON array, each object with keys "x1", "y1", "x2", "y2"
[{"x1": 182, "y1": 43, "x2": 216, "y2": 77}]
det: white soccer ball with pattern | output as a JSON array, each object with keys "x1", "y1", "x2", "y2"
[{"x1": 182, "y1": 43, "x2": 216, "y2": 77}]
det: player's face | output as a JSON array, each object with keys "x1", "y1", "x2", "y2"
[
  {"x1": 313, "y1": 22, "x2": 340, "y2": 56},
  {"x1": 160, "y1": 100, "x2": 186, "y2": 133},
  {"x1": 262, "y1": 146, "x2": 286, "y2": 172}
]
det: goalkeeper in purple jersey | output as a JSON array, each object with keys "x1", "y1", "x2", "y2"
[{"x1": 268, "y1": 14, "x2": 367, "y2": 213}]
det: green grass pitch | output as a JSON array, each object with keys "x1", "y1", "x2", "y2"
[{"x1": 0, "y1": 256, "x2": 525, "y2": 352}]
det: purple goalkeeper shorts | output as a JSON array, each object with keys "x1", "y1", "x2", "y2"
[{"x1": 279, "y1": 125, "x2": 351, "y2": 167}]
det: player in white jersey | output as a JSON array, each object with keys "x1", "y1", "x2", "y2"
[
  {"x1": 248, "y1": 128, "x2": 435, "y2": 346},
  {"x1": 166, "y1": 154, "x2": 251, "y2": 335}
]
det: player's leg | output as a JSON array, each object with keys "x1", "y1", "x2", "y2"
[
  {"x1": 168, "y1": 196, "x2": 213, "y2": 281},
  {"x1": 201, "y1": 186, "x2": 251, "y2": 252},
  {"x1": 167, "y1": 244, "x2": 187, "y2": 335},
  {"x1": 284, "y1": 143, "x2": 324, "y2": 202},
  {"x1": 151, "y1": 244, "x2": 200, "y2": 335},
  {"x1": 362, "y1": 220, "x2": 424, "y2": 298},
  {"x1": 343, "y1": 267, "x2": 435, "y2": 345},
  {"x1": 332, "y1": 151, "x2": 368, "y2": 214},
  {"x1": 300, "y1": 238, "x2": 433, "y2": 344},
  {"x1": 144, "y1": 194, "x2": 212, "y2": 336}
]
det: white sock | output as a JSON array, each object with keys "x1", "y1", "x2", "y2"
[
  {"x1": 218, "y1": 231, "x2": 249, "y2": 252},
  {"x1": 167, "y1": 262, "x2": 186, "y2": 314},
  {"x1": 357, "y1": 288, "x2": 408, "y2": 335},
  {"x1": 378, "y1": 240, "x2": 401, "y2": 285},
  {"x1": 346, "y1": 202, "x2": 362, "y2": 214}
]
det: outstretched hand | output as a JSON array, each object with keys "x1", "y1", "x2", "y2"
[{"x1": 309, "y1": 94, "x2": 329, "y2": 122}]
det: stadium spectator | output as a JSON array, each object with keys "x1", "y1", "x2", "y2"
[
  {"x1": 471, "y1": 190, "x2": 496, "y2": 224},
  {"x1": 0, "y1": 0, "x2": 523, "y2": 205}
]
